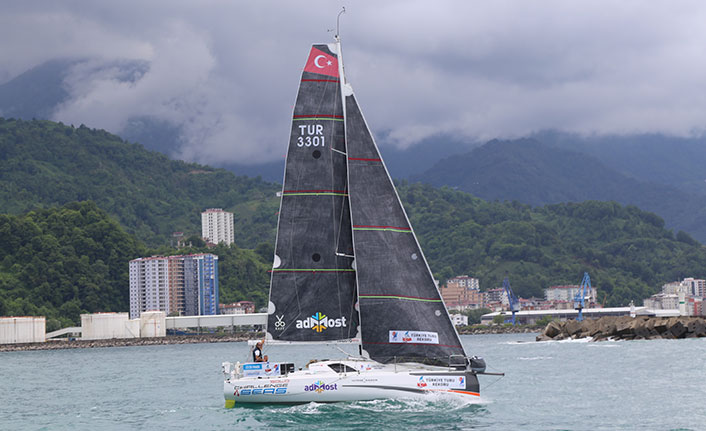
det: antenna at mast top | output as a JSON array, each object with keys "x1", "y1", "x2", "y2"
[{"x1": 335, "y1": 7, "x2": 346, "y2": 41}]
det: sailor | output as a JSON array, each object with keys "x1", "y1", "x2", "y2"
[{"x1": 252, "y1": 339, "x2": 268, "y2": 362}]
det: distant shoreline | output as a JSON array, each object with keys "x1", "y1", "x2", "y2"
[
  {"x1": 1, "y1": 327, "x2": 540, "y2": 352},
  {"x1": 0, "y1": 333, "x2": 262, "y2": 352}
]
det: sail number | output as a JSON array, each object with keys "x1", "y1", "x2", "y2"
[{"x1": 297, "y1": 124, "x2": 325, "y2": 147}]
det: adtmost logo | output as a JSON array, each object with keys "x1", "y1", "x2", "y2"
[
  {"x1": 296, "y1": 312, "x2": 346, "y2": 332},
  {"x1": 304, "y1": 380, "x2": 338, "y2": 393}
]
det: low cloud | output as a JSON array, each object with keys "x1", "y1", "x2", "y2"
[{"x1": 3, "y1": 1, "x2": 706, "y2": 165}]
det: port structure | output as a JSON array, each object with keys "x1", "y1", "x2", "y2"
[
  {"x1": 503, "y1": 277, "x2": 521, "y2": 325},
  {"x1": 574, "y1": 272, "x2": 591, "y2": 321}
]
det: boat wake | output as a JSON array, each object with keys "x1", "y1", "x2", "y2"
[{"x1": 234, "y1": 396, "x2": 489, "y2": 430}]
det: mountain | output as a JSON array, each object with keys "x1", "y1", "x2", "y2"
[
  {"x1": 0, "y1": 58, "x2": 184, "y2": 158},
  {"x1": 0, "y1": 118, "x2": 279, "y2": 248},
  {"x1": 0, "y1": 59, "x2": 75, "y2": 120},
  {"x1": 533, "y1": 130, "x2": 706, "y2": 196},
  {"x1": 412, "y1": 138, "x2": 706, "y2": 242}
]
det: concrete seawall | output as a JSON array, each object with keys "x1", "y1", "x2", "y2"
[{"x1": 537, "y1": 316, "x2": 706, "y2": 341}]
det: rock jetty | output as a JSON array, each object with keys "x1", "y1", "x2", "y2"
[{"x1": 536, "y1": 315, "x2": 706, "y2": 342}]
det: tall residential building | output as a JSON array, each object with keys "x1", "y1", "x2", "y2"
[
  {"x1": 129, "y1": 254, "x2": 219, "y2": 318},
  {"x1": 185, "y1": 253, "x2": 219, "y2": 316},
  {"x1": 201, "y1": 208, "x2": 234, "y2": 245}
]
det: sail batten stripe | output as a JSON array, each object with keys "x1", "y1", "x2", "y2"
[
  {"x1": 360, "y1": 294, "x2": 441, "y2": 302},
  {"x1": 348, "y1": 157, "x2": 382, "y2": 162},
  {"x1": 285, "y1": 189, "x2": 346, "y2": 193},
  {"x1": 283, "y1": 192, "x2": 348, "y2": 197},
  {"x1": 301, "y1": 79, "x2": 340, "y2": 83},
  {"x1": 353, "y1": 225, "x2": 411, "y2": 233},
  {"x1": 293, "y1": 114, "x2": 343, "y2": 121},
  {"x1": 353, "y1": 228, "x2": 412, "y2": 230}
]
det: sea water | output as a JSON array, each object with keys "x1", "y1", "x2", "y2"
[{"x1": 1, "y1": 334, "x2": 704, "y2": 430}]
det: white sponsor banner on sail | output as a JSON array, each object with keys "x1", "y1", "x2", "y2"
[
  {"x1": 389, "y1": 330, "x2": 439, "y2": 344},
  {"x1": 417, "y1": 375, "x2": 466, "y2": 389}
]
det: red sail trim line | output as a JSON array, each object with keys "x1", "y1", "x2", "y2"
[
  {"x1": 363, "y1": 341, "x2": 463, "y2": 349},
  {"x1": 284, "y1": 189, "x2": 346, "y2": 194},
  {"x1": 353, "y1": 225, "x2": 411, "y2": 231},
  {"x1": 293, "y1": 114, "x2": 343, "y2": 119},
  {"x1": 447, "y1": 389, "x2": 481, "y2": 397},
  {"x1": 301, "y1": 79, "x2": 340, "y2": 83},
  {"x1": 348, "y1": 157, "x2": 382, "y2": 162}
]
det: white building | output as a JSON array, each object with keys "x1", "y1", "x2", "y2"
[
  {"x1": 201, "y1": 208, "x2": 234, "y2": 245},
  {"x1": 545, "y1": 285, "x2": 597, "y2": 304},
  {"x1": 0, "y1": 317, "x2": 45, "y2": 344},
  {"x1": 680, "y1": 278, "x2": 705, "y2": 297},
  {"x1": 643, "y1": 278, "x2": 703, "y2": 316},
  {"x1": 449, "y1": 313, "x2": 469, "y2": 326},
  {"x1": 81, "y1": 313, "x2": 139, "y2": 340}
]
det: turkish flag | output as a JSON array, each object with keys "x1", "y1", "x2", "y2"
[{"x1": 303, "y1": 46, "x2": 339, "y2": 78}]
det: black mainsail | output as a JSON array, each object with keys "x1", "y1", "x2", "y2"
[
  {"x1": 267, "y1": 43, "x2": 358, "y2": 341},
  {"x1": 344, "y1": 93, "x2": 466, "y2": 366}
]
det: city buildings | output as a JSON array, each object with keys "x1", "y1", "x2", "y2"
[
  {"x1": 201, "y1": 208, "x2": 235, "y2": 245},
  {"x1": 483, "y1": 288, "x2": 508, "y2": 308},
  {"x1": 643, "y1": 278, "x2": 705, "y2": 316},
  {"x1": 219, "y1": 301, "x2": 256, "y2": 314},
  {"x1": 129, "y1": 253, "x2": 219, "y2": 319},
  {"x1": 440, "y1": 275, "x2": 481, "y2": 309},
  {"x1": 545, "y1": 285, "x2": 597, "y2": 304}
]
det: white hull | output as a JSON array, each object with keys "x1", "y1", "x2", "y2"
[{"x1": 223, "y1": 359, "x2": 480, "y2": 406}]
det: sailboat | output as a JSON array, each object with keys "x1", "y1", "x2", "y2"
[{"x1": 222, "y1": 36, "x2": 495, "y2": 406}]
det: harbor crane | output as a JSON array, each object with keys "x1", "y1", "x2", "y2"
[
  {"x1": 574, "y1": 272, "x2": 591, "y2": 321},
  {"x1": 503, "y1": 277, "x2": 521, "y2": 325}
]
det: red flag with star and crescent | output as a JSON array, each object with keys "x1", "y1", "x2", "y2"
[{"x1": 303, "y1": 46, "x2": 339, "y2": 78}]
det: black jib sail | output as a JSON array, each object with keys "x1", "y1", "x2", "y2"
[
  {"x1": 345, "y1": 93, "x2": 466, "y2": 366},
  {"x1": 267, "y1": 44, "x2": 359, "y2": 342}
]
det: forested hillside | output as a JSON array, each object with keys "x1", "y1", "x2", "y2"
[
  {"x1": 0, "y1": 118, "x2": 279, "y2": 248},
  {"x1": 4, "y1": 118, "x2": 706, "y2": 322},
  {"x1": 398, "y1": 183, "x2": 706, "y2": 306},
  {"x1": 0, "y1": 202, "x2": 270, "y2": 330},
  {"x1": 0, "y1": 202, "x2": 145, "y2": 329}
]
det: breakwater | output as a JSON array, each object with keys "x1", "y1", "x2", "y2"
[
  {"x1": 459, "y1": 325, "x2": 539, "y2": 335},
  {"x1": 537, "y1": 315, "x2": 706, "y2": 341}
]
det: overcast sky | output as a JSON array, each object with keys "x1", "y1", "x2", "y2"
[{"x1": 2, "y1": 1, "x2": 706, "y2": 166}]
